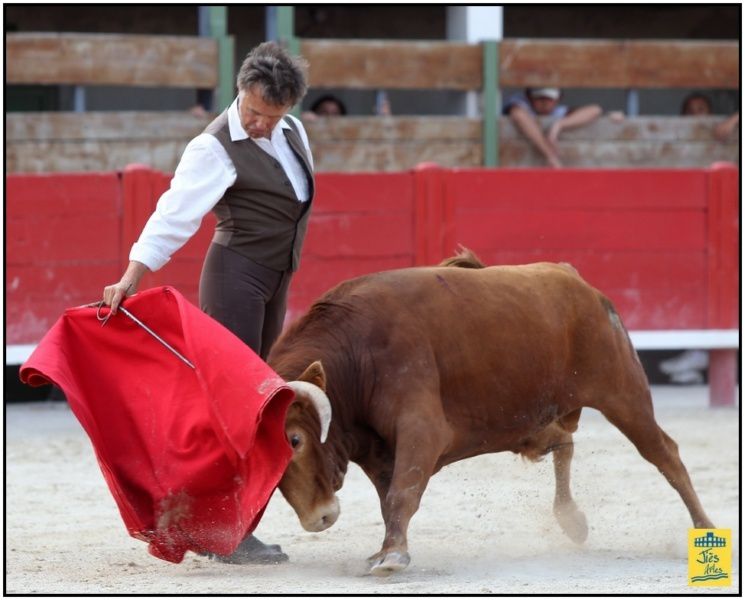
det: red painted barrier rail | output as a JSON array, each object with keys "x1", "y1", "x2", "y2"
[{"x1": 6, "y1": 164, "x2": 738, "y2": 403}]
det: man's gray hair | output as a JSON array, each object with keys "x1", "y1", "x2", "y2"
[{"x1": 236, "y1": 41, "x2": 308, "y2": 107}]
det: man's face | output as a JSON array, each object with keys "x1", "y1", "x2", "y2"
[
  {"x1": 529, "y1": 95, "x2": 559, "y2": 116},
  {"x1": 238, "y1": 85, "x2": 291, "y2": 139}
]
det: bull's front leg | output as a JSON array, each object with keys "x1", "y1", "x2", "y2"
[{"x1": 366, "y1": 417, "x2": 449, "y2": 576}]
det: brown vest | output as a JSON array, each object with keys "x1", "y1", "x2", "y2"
[{"x1": 204, "y1": 111, "x2": 315, "y2": 272}]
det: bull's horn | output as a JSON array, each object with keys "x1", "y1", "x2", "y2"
[{"x1": 287, "y1": 381, "x2": 332, "y2": 443}]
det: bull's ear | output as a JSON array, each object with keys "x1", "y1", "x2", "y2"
[{"x1": 298, "y1": 360, "x2": 326, "y2": 392}]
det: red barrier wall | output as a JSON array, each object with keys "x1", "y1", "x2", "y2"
[
  {"x1": 440, "y1": 168, "x2": 712, "y2": 330},
  {"x1": 6, "y1": 172, "x2": 123, "y2": 344},
  {"x1": 6, "y1": 164, "x2": 738, "y2": 345}
]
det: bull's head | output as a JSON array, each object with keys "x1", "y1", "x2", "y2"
[{"x1": 279, "y1": 360, "x2": 341, "y2": 532}]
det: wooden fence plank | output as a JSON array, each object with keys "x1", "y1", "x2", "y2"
[
  {"x1": 6, "y1": 35, "x2": 737, "y2": 92},
  {"x1": 300, "y1": 40, "x2": 481, "y2": 90},
  {"x1": 305, "y1": 116, "x2": 482, "y2": 171},
  {"x1": 500, "y1": 140, "x2": 740, "y2": 168},
  {"x1": 6, "y1": 32, "x2": 218, "y2": 87},
  {"x1": 301, "y1": 38, "x2": 737, "y2": 90},
  {"x1": 9, "y1": 113, "x2": 733, "y2": 144},
  {"x1": 4, "y1": 113, "x2": 739, "y2": 173},
  {"x1": 499, "y1": 116, "x2": 740, "y2": 142},
  {"x1": 310, "y1": 141, "x2": 483, "y2": 172},
  {"x1": 500, "y1": 39, "x2": 739, "y2": 89},
  {"x1": 6, "y1": 140, "x2": 192, "y2": 174},
  {"x1": 304, "y1": 116, "x2": 481, "y2": 141},
  {"x1": 5, "y1": 111, "x2": 211, "y2": 141}
]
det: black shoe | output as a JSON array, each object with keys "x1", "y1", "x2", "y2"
[{"x1": 207, "y1": 534, "x2": 289, "y2": 565}]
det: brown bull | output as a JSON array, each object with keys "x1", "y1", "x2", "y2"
[{"x1": 269, "y1": 249, "x2": 713, "y2": 576}]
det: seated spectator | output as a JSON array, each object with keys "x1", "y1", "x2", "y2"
[
  {"x1": 302, "y1": 94, "x2": 347, "y2": 121},
  {"x1": 680, "y1": 92, "x2": 713, "y2": 116},
  {"x1": 680, "y1": 92, "x2": 738, "y2": 143},
  {"x1": 503, "y1": 87, "x2": 602, "y2": 168}
]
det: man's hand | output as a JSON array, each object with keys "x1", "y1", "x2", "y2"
[
  {"x1": 103, "y1": 281, "x2": 134, "y2": 315},
  {"x1": 102, "y1": 261, "x2": 150, "y2": 314}
]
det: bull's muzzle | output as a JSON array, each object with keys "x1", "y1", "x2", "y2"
[{"x1": 300, "y1": 496, "x2": 340, "y2": 532}]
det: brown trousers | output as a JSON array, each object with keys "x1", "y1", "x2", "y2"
[{"x1": 199, "y1": 243, "x2": 292, "y2": 360}]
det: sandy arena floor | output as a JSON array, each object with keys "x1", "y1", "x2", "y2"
[{"x1": 5, "y1": 385, "x2": 740, "y2": 596}]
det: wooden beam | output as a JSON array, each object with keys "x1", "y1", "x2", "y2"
[
  {"x1": 303, "y1": 117, "x2": 483, "y2": 171},
  {"x1": 498, "y1": 115, "x2": 740, "y2": 142},
  {"x1": 303, "y1": 116, "x2": 481, "y2": 141},
  {"x1": 300, "y1": 40, "x2": 482, "y2": 90},
  {"x1": 499, "y1": 115, "x2": 739, "y2": 168},
  {"x1": 6, "y1": 32, "x2": 218, "y2": 88},
  {"x1": 500, "y1": 39, "x2": 739, "y2": 89},
  {"x1": 4, "y1": 113, "x2": 738, "y2": 173},
  {"x1": 7, "y1": 34, "x2": 737, "y2": 92},
  {"x1": 5, "y1": 111, "x2": 212, "y2": 141}
]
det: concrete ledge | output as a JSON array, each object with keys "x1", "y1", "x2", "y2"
[
  {"x1": 6, "y1": 344, "x2": 37, "y2": 365},
  {"x1": 628, "y1": 329, "x2": 739, "y2": 350},
  {"x1": 7, "y1": 330, "x2": 739, "y2": 365}
]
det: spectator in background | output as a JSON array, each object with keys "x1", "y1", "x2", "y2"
[
  {"x1": 503, "y1": 87, "x2": 603, "y2": 168},
  {"x1": 680, "y1": 92, "x2": 713, "y2": 116},
  {"x1": 680, "y1": 91, "x2": 739, "y2": 144},
  {"x1": 302, "y1": 94, "x2": 347, "y2": 121}
]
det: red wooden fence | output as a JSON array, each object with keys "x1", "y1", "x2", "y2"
[{"x1": 7, "y1": 164, "x2": 738, "y2": 347}]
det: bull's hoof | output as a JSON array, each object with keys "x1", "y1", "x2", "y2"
[
  {"x1": 554, "y1": 503, "x2": 588, "y2": 544},
  {"x1": 367, "y1": 550, "x2": 410, "y2": 576}
]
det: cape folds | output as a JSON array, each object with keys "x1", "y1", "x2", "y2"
[{"x1": 20, "y1": 286, "x2": 294, "y2": 563}]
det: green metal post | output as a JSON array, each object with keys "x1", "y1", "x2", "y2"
[
  {"x1": 482, "y1": 40, "x2": 499, "y2": 167},
  {"x1": 208, "y1": 6, "x2": 235, "y2": 111},
  {"x1": 275, "y1": 6, "x2": 300, "y2": 115},
  {"x1": 276, "y1": 6, "x2": 299, "y2": 55}
]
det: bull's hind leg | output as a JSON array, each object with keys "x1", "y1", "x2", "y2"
[
  {"x1": 551, "y1": 426, "x2": 589, "y2": 543},
  {"x1": 526, "y1": 415, "x2": 588, "y2": 543},
  {"x1": 598, "y1": 390, "x2": 714, "y2": 529}
]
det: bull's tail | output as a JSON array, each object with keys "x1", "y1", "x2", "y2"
[{"x1": 439, "y1": 245, "x2": 486, "y2": 269}]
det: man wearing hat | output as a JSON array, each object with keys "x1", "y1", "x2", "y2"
[{"x1": 503, "y1": 87, "x2": 602, "y2": 168}]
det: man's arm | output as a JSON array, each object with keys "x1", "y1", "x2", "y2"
[
  {"x1": 548, "y1": 104, "x2": 602, "y2": 145},
  {"x1": 101, "y1": 134, "x2": 236, "y2": 312},
  {"x1": 507, "y1": 104, "x2": 563, "y2": 168}
]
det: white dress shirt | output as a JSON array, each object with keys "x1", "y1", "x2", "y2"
[{"x1": 129, "y1": 98, "x2": 313, "y2": 272}]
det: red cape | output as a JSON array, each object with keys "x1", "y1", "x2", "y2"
[{"x1": 20, "y1": 286, "x2": 294, "y2": 563}]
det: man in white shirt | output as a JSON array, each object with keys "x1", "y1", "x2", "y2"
[{"x1": 102, "y1": 41, "x2": 314, "y2": 564}]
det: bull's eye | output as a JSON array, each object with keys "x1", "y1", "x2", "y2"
[{"x1": 290, "y1": 434, "x2": 301, "y2": 448}]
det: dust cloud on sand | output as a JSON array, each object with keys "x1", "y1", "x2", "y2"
[{"x1": 5, "y1": 386, "x2": 739, "y2": 595}]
